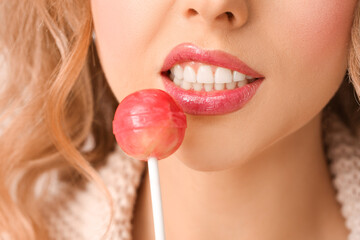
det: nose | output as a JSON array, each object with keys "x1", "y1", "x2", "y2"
[{"x1": 182, "y1": 0, "x2": 249, "y2": 29}]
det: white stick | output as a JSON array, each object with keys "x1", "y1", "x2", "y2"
[{"x1": 147, "y1": 157, "x2": 166, "y2": 240}]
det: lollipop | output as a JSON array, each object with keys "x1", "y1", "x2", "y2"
[{"x1": 113, "y1": 89, "x2": 187, "y2": 240}]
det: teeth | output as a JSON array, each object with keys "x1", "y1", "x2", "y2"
[
  {"x1": 183, "y1": 66, "x2": 196, "y2": 83},
  {"x1": 214, "y1": 83, "x2": 225, "y2": 90},
  {"x1": 170, "y1": 71, "x2": 175, "y2": 80},
  {"x1": 174, "y1": 77, "x2": 182, "y2": 86},
  {"x1": 169, "y1": 63, "x2": 257, "y2": 92},
  {"x1": 215, "y1": 67, "x2": 232, "y2": 83},
  {"x1": 193, "y1": 83, "x2": 203, "y2": 91},
  {"x1": 197, "y1": 65, "x2": 214, "y2": 83},
  {"x1": 173, "y1": 64, "x2": 183, "y2": 79},
  {"x1": 226, "y1": 82, "x2": 237, "y2": 90},
  {"x1": 181, "y1": 80, "x2": 192, "y2": 90},
  {"x1": 238, "y1": 81, "x2": 247, "y2": 87},
  {"x1": 233, "y1": 71, "x2": 246, "y2": 82},
  {"x1": 204, "y1": 83, "x2": 213, "y2": 92}
]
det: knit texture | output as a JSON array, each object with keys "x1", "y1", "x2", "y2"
[
  {"x1": 39, "y1": 111, "x2": 359, "y2": 240},
  {"x1": 41, "y1": 147, "x2": 146, "y2": 240},
  {"x1": 324, "y1": 112, "x2": 360, "y2": 240}
]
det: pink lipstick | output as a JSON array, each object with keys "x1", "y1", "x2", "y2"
[{"x1": 160, "y1": 43, "x2": 265, "y2": 115}]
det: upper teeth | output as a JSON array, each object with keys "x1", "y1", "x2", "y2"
[{"x1": 169, "y1": 63, "x2": 256, "y2": 91}]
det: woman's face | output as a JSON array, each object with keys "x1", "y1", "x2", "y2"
[{"x1": 91, "y1": 0, "x2": 357, "y2": 171}]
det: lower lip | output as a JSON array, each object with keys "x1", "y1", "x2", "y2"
[{"x1": 161, "y1": 75, "x2": 264, "y2": 115}]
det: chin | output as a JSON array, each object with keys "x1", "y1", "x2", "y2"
[{"x1": 173, "y1": 147, "x2": 249, "y2": 172}]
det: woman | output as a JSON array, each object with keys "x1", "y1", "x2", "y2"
[{"x1": 0, "y1": 0, "x2": 360, "y2": 239}]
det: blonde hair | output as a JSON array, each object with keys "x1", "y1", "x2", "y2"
[
  {"x1": 0, "y1": 1, "x2": 117, "y2": 239},
  {"x1": 0, "y1": 1, "x2": 359, "y2": 239}
]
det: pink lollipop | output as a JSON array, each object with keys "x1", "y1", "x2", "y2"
[
  {"x1": 113, "y1": 89, "x2": 187, "y2": 240},
  {"x1": 113, "y1": 89, "x2": 186, "y2": 160}
]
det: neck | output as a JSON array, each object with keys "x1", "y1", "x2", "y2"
[{"x1": 132, "y1": 113, "x2": 349, "y2": 240}]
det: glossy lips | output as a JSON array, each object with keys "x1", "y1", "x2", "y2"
[{"x1": 161, "y1": 43, "x2": 264, "y2": 115}]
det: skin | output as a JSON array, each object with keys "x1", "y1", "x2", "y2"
[{"x1": 91, "y1": 0, "x2": 358, "y2": 239}]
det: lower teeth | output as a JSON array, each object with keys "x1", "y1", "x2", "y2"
[{"x1": 171, "y1": 77, "x2": 250, "y2": 91}]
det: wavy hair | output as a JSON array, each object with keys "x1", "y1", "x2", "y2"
[
  {"x1": 0, "y1": 1, "x2": 117, "y2": 239},
  {"x1": 0, "y1": 0, "x2": 359, "y2": 239}
]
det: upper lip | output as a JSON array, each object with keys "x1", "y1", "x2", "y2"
[{"x1": 160, "y1": 42, "x2": 265, "y2": 79}]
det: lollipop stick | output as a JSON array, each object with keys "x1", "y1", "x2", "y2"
[{"x1": 147, "y1": 156, "x2": 166, "y2": 240}]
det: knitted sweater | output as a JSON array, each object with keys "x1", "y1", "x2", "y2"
[{"x1": 41, "y1": 112, "x2": 360, "y2": 240}]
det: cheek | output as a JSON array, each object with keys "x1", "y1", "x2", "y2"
[
  {"x1": 91, "y1": 0, "x2": 149, "y2": 55},
  {"x1": 91, "y1": 0, "x2": 172, "y2": 99},
  {"x1": 263, "y1": 0, "x2": 357, "y2": 104},
  {"x1": 283, "y1": 0, "x2": 356, "y2": 64},
  {"x1": 255, "y1": 0, "x2": 357, "y2": 152},
  {"x1": 91, "y1": 0, "x2": 149, "y2": 79}
]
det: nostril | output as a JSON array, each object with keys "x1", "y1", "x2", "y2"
[
  {"x1": 214, "y1": 11, "x2": 235, "y2": 23},
  {"x1": 187, "y1": 8, "x2": 198, "y2": 17},
  {"x1": 225, "y1": 12, "x2": 234, "y2": 22}
]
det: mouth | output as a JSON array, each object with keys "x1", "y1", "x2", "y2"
[
  {"x1": 162, "y1": 62, "x2": 261, "y2": 92},
  {"x1": 160, "y1": 43, "x2": 265, "y2": 115}
]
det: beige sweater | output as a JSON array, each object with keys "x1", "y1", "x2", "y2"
[{"x1": 41, "y1": 112, "x2": 360, "y2": 240}]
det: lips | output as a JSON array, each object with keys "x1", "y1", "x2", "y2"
[{"x1": 160, "y1": 43, "x2": 265, "y2": 115}]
